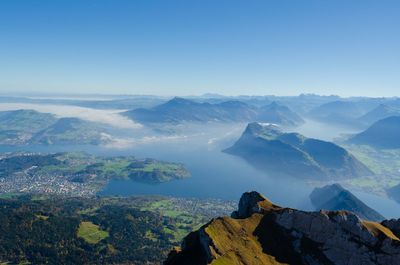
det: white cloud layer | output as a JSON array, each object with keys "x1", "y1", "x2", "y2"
[{"x1": 0, "y1": 103, "x2": 142, "y2": 129}]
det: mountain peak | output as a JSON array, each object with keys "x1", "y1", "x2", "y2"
[
  {"x1": 258, "y1": 102, "x2": 304, "y2": 126},
  {"x1": 231, "y1": 191, "x2": 277, "y2": 219},
  {"x1": 166, "y1": 97, "x2": 196, "y2": 105},
  {"x1": 244, "y1": 122, "x2": 281, "y2": 136},
  {"x1": 268, "y1": 101, "x2": 280, "y2": 108},
  {"x1": 165, "y1": 191, "x2": 400, "y2": 265}
]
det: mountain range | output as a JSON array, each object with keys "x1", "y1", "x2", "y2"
[
  {"x1": 308, "y1": 100, "x2": 366, "y2": 125},
  {"x1": 165, "y1": 191, "x2": 400, "y2": 265},
  {"x1": 123, "y1": 97, "x2": 304, "y2": 127},
  {"x1": 224, "y1": 122, "x2": 373, "y2": 179},
  {"x1": 310, "y1": 184, "x2": 384, "y2": 221}
]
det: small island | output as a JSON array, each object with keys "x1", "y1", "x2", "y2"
[{"x1": 0, "y1": 152, "x2": 190, "y2": 197}]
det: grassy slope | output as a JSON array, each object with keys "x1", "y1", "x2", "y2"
[
  {"x1": 207, "y1": 215, "x2": 286, "y2": 265},
  {"x1": 77, "y1": 221, "x2": 109, "y2": 244}
]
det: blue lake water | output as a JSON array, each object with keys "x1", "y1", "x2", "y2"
[{"x1": 1, "y1": 124, "x2": 400, "y2": 219}]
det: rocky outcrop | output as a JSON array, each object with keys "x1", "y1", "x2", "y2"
[
  {"x1": 165, "y1": 191, "x2": 400, "y2": 265},
  {"x1": 382, "y1": 219, "x2": 400, "y2": 239},
  {"x1": 231, "y1": 191, "x2": 279, "y2": 218}
]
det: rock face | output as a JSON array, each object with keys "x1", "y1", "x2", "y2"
[
  {"x1": 310, "y1": 184, "x2": 385, "y2": 221},
  {"x1": 165, "y1": 191, "x2": 400, "y2": 265},
  {"x1": 224, "y1": 122, "x2": 373, "y2": 180}
]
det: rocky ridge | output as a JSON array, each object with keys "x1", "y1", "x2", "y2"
[{"x1": 165, "y1": 191, "x2": 400, "y2": 265}]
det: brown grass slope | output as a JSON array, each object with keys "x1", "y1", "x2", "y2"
[{"x1": 165, "y1": 192, "x2": 400, "y2": 265}]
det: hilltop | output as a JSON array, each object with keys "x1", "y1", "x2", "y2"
[
  {"x1": 0, "y1": 109, "x2": 57, "y2": 145},
  {"x1": 165, "y1": 191, "x2": 400, "y2": 265},
  {"x1": 0, "y1": 109, "x2": 112, "y2": 146},
  {"x1": 29, "y1": 117, "x2": 109, "y2": 145}
]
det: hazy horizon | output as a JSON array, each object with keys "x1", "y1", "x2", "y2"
[
  {"x1": 0, "y1": 91, "x2": 399, "y2": 99},
  {"x1": 1, "y1": 0, "x2": 400, "y2": 97}
]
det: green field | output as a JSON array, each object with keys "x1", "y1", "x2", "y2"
[
  {"x1": 0, "y1": 194, "x2": 235, "y2": 264},
  {"x1": 337, "y1": 144, "x2": 400, "y2": 194},
  {"x1": 77, "y1": 221, "x2": 109, "y2": 244},
  {"x1": 344, "y1": 144, "x2": 400, "y2": 174}
]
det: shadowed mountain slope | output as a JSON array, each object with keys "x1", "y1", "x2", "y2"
[
  {"x1": 224, "y1": 122, "x2": 373, "y2": 179},
  {"x1": 310, "y1": 184, "x2": 384, "y2": 221},
  {"x1": 348, "y1": 116, "x2": 400, "y2": 149},
  {"x1": 358, "y1": 104, "x2": 400, "y2": 126}
]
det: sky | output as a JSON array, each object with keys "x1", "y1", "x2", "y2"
[{"x1": 0, "y1": 0, "x2": 399, "y2": 97}]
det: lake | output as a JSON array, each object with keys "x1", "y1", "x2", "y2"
[{"x1": 1, "y1": 121, "x2": 400, "y2": 219}]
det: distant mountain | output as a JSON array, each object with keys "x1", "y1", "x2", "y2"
[
  {"x1": 358, "y1": 104, "x2": 400, "y2": 126},
  {"x1": 29, "y1": 117, "x2": 110, "y2": 145},
  {"x1": 0, "y1": 110, "x2": 57, "y2": 145},
  {"x1": 308, "y1": 100, "x2": 365, "y2": 125},
  {"x1": 224, "y1": 122, "x2": 373, "y2": 179},
  {"x1": 124, "y1": 97, "x2": 304, "y2": 126},
  {"x1": 165, "y1": 191, "x2": 400, "y2": 265},
  {"x1": 124, "y1": 97, "x2": 257, "y2": 123},
  {"x1": 348, "y1": 116, "x2": 400, "y2": 149},
  {"x1": 0, "y1": 109, "x2": 111, "y2": 146},
  {"x1": 0, "y1": 109, "x2": 57, "y2": 132},
  {"x1": 310, "y1": 184, "x2": 384, "y2": 221},
  {"x1": 258, "y1": 102, "x2": 304, "y2": 127}
]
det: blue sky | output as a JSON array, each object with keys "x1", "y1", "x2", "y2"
[{"x1": 1, "y1": 0, "x2": 399, "y2": 97}]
